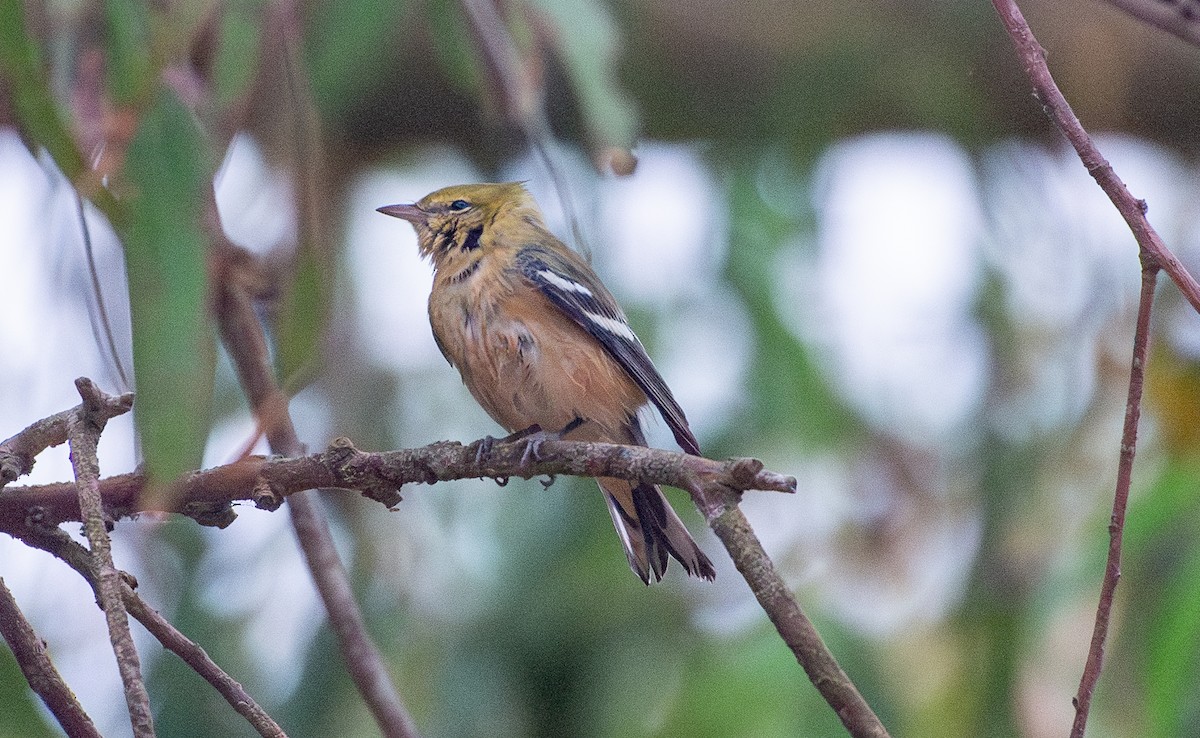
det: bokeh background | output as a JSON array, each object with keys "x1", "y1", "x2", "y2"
[{"x1": 3, "y1": 0, "x2": 1200, "y2": 736}]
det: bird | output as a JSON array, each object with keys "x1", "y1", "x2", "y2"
[{"x1": 377, "y1": 182, "x2": 715, "y2": 583}]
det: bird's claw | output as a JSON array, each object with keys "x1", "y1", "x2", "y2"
[
  {"x1": 519, "y1": 436, "x2": 545, "y2": 468},
  {"x1": 478, "y1": 418, "x2": 583, "y2": 478},
  {"x1": 516, "y1": 417, "x2": 582, "y2": 475},
  {"x1": 474, "y1": 435, "x2": 496, "y2": 466}
]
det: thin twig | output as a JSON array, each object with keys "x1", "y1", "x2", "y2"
[
  {"x1": 459, "y1": 0, "x2": 594, "y2": 256},
  {"x1": 211, "y1": 242, "x2": 421, "y2": 738},
  {"x1": 16, "y1": 525, "x2": 287, "y2": 738},
  {"x1": 66, "y1": 377, "x2": 154, "y2": 737},
  {"x1": 459, "y1": 0, "x2": 542, "y2": 131},
  {"x1": 991, "y1": 0, "x2": 1200, "y2": 307},
  {"x1": 702, "y1": 500, "x2": 888, "y2": 738},
  {"x1": 1102, "y1": 0, "x2": 1200, "y2": 47},
  {"x1": 0, "y1": 577, "x2": 101, "y2": 738},
  {"x1": 990, "y1": 2, "x2": 1185, "y2": 733},
  {"x1": 1071, "y1": 263, "x2": 1157, "y2": 735},
  {"x1": 76, "y1": 191, "x2": 131, "y2": 391},
  {"x1": 0, "y1": 387, "x2": 133, "y2": 487}
]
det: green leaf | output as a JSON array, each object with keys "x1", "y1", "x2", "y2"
[
  {"x1": 0, "y1": 0, "x2": 86, "y2": 181},
  {"x1": 525, "y1": 0, "x2": 637, "y2": 156},
  {"x1": 211, "y1": 0, "x2": 267, "y2": 112},
  {"x1": 104, "y1": 0, "x2": 155, "y2": 105},
  {"x1": 305, "y1": 0, "x2": 410, "y2": 115},
  {"x1": 276, "y1": 234, "x2": 329, "y2": 390},
  {"x1": 0, "y1": 636, "x2": 58, "y2": 738},
  {"x1": 119, "y1": 91, "x2": 216, "y2": 489}
]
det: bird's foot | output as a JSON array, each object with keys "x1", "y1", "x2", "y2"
[
  {"x1": 517, "y1": 417, "x2": 584, "y2": 471},
  {"x1": 475, "y1": 424, "x2": 545, "y2": 466},
  {"x1": 475, "y1": 418, "x2": 583, "y2": 482}
]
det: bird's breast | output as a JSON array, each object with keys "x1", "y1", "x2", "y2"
[{"x1": 429, "y1": 276, "x2": 645, "y2": 437}]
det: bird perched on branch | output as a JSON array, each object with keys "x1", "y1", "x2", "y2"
[{"x1": 378, "y1": 182, "x2": 715, "y2": 583}]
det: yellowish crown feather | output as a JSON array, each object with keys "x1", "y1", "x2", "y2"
[{"x1": 416, "y1": 182, "x2": 536, "y2": 213}]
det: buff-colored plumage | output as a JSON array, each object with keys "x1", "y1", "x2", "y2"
[{"x1": 378, "y1": 183, "x2": 714, "y2": 583}]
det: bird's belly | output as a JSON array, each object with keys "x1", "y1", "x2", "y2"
[{"x1": 440, "y1": 304, "x2": 645, "y2": 438}]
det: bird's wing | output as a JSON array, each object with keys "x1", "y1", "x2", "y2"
[{"x1": 517, "y1": 246, "x2": 701, "y2": 456}]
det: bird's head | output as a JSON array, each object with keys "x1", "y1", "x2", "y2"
[{"x1": 377, "y1": 182, "x2": 542, "y2": 263}]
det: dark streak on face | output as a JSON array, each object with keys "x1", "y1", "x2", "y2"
[{"x1": 461, "y1": 225, "x2": 484, "y2": 252}]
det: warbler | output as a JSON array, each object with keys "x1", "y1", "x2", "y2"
[{"x1": 378, "y1": 182, "x2": 715, "y2": 583}]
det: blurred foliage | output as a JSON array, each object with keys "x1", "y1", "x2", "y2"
[
  {"x1": 119, "y1": 90, "x2": 216, "y2": 491},
  {"x1": 4, "y1": 0, "x2": 1200, "y2": 737},
  {"x1": 0, "y1": 638, "x2": 57, "y2": 738}
]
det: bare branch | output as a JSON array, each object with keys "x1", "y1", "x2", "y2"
[
  {"x1": 3, "y1": 381, "x2": 875, "y2": 733},
  {"x1": 0, "y1": 437, "x2": 793, "y2": 532},
  {"x1": 0, "y1": 577, "x2": 101, "y2": 738},
  {"x1": 1102, "y1": 0, "x2": 1200, "y2": 47},
  {"x1": 15, "y1": 526, "x2": 287, "y2": 738},
  {"x1": 703, "y1": 502, "x2": 889, "y2": 738},
  {"x1": 3, "y1": 414, "x2": 866, "y2": 730},
  {"x1": 992, "y1": 0, "x2": 1200, "y2": 308},
  {"x1": 0, "y1": 387, "x2": 133, "y2": 487},
  {"x1": 212, "y1": 238, "x2": 420, "y2": 738},
  {"x1": 67, "y1": 378, "x2": 155, "y2": 738},
  {"x1": 991, "y1": 2, "x2": 1175, "y2": 734},
  {"x1": 1071, "y1": 263, "x2": 1158, "y2": 735}
]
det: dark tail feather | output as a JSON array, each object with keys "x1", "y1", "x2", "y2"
[{"x1": 600, "y1": 478, "x2": 715, "y2": 584}]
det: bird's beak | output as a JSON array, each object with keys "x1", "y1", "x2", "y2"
[{"x1": 376, "y1": 203, "x2": 426, "y2": 225}]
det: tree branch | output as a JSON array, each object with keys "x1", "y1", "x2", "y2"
[
  {"x1": 1101, "y1": 0, "x2": 1200, "y2": 47},
  {"x1": 14, "y1": 525, "x2": 287, "y2": 738},
  {"x1": 0, "y1": 387, "x2": 133, "y2": 487},
  {"x1": 67, "y1": 378, "x2": 155, "y2": 738},
  {"x1": 1071, "y1": 262, "x2": 1157, "y2": 735},
  {"x1": 0, "y1": 436, "x2": 793, "y2": 532},
  {"x1": 211, "y1": 240, "x2": 421, "y2": 738},
  {"x1": 991, "y1": 2, "x2": 1179, "y2": 734},
  {"x1": 2, "y1": 381, "x2": 887, "y2": 733},
  {"x1": 0, "y1": 576, "x2": 101, "y2": 738},
  {"x1": 3, "y1": 417, "x2": 888, "y2": 734},
  {"x1": 991, "y1": 0, "x2": 1200, "y2": 301},
  {"x1": 703, "y1": 502, "x2": 888, "y2": 737}
]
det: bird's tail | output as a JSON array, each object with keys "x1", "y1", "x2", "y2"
[{"x1": 599, "y1": 477, "x2": 716, "y2": 584}]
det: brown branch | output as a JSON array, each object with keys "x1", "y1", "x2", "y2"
[
  {"x1": 991, "y1": 2, "x2": 1177, "y2": 734},
  {"x1": 0, "y1": 577, "x2": 101, "y2": 738},
  {"x1": 701, "y1": 500, "x2": 887, "y2": 737},
  {"x1": 67, "y1": 378, "x2": 155, "y2": 738},
  {"x1": 211, "y1": 241, "x2": 421, "y2": 738},
  {"x1": 1101, "y1": 0, "x2": 1200, "y2": 46},
  {"x1": 15, "y1": 525, "x2": 287, "y2": 738},
  {"x1": 991, "y1": 0, "x2": 1200, "y2": 304},
  {"x1": 0, "y1": 437, "x2": 793, "y2": 532},
  {"x1": 3, "y1": 402, "x2": 872, "y2": 730},
  {"x1": 2, "y1": 385, "x2": 872, "y2": 732},
  {"x1": 0, "y1": 387, "x2": 133, "y2": 487},
  {"x1": 1072, "y1": 263, "x2": 1157, "y2": 735}
]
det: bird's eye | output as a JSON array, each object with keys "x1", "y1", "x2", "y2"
[{"x1": 449, "y1": 199, "x2": 470, "y2": 211}]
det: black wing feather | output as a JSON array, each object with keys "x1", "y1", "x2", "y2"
[{"x1": 517, "y1": 247, "x2": 701, "y2": 455}]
